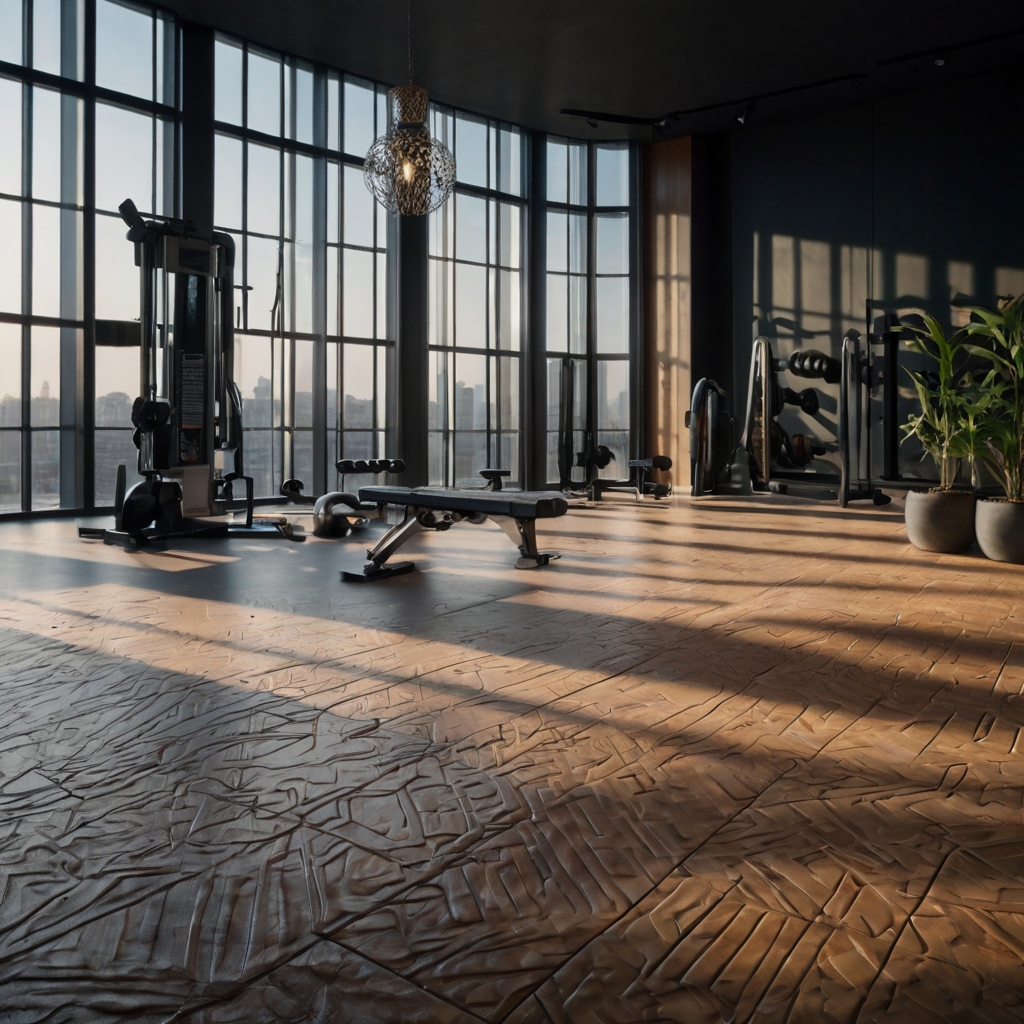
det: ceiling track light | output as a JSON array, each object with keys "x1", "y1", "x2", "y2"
[{"x1": 363, "y1": 0, "x2": 455, "y2": 217}]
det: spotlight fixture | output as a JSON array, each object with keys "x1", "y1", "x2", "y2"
[
  {"x1": 586, "y1": 117, "x2": 598, "y2": 128},
  {"x1": 735, "y1": 101, "x2": 755, "y2": 125},
  {"x1": 363, "y1": 0, "x2": 455, "y2": 217}
]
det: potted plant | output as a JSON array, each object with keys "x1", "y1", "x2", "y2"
[
  {"x1": 900, "y1": 313, "x2": 977, "y2": 553},
  {"x1": 964, "y1": 294, "x2": 1024, "y2": 563}
]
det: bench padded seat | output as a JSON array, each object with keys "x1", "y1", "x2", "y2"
[{"x1": 358, "y1": 486, "x2": 568, "y2": 520}]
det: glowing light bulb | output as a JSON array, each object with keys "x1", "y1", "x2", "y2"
[{"x1": 402, "y1": 159, "x2": 416, "y2": 183}]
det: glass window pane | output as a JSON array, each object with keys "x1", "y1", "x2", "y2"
[
  {"x1": 598, "y1": 359, "x2": 629, "y2": 430},
  {"x1": 327, "y1": 162, "x2": 339, "y2": 244},
  {"x1": 495, "y1": 127, "x2": 521, "y2": 197},
  {"x1": 496, "y1": 202, "x2": 520, "y2": 269},
  {"x1": 568, "y1": 141, "x2": 587, "y2": 205},
  {"x1": 546, "y1": 275, "x2": 566, "y2": 353},
  {"x1": 247, "y1": 142, "x2": 279, "y2": 236},
  {"x1": 32, "y1": 86, "x2": 61, "y2": 202},
  {"x1": 32, "y1": 0, "x2": 61, "y2": 76},
  {"x1": 0, "y1": 323, "x2": 21, "y2": 425},
  {"x1": 455, "y1": 193, "x2": 486, "y2": 264},
  {"x1": 453, "y1": 430, "x2": 487, "y2": 488},
  {"x1": 32, "y1": 202, "x2": 61, "y2": 317},
  {"x1": 455, "y1": 263, "x2": 486, "y2": 348},
  {"x1": 96, "y1": 0, "x2": 152, "y2": 101},
  {"x1": 455, "y1": 115, "x2": 487, "y2": 188},
  {"x1": 214, "y1": 133, "x2": 242, "y2": 229},
  {"x1": 0, "y1": 199, "x2": 22, "y2": 313},
  {"x1": 375, "y1": 251, "x2": 387, "y2": 340},
  {"x1": 429, "y1": 257, "x2": 452, "y2": 348},
  {"x1": 326, "y1": 244, "x2": 339, "y2": 335},
  {"x1": 32, "y1": 429, "x2": 60, "y2": 508},
  {"x1": 342, "y1": 343, "x2": 374, "y2": 428},
  {"x1": 569, "y1": 213, "x2": 587, "y2": 273},
  {"x1": 292, "y1": 64, "x2": 313, "y2": 144},
  {"x1": 343, "y1": 248, "x2": 373, "y2": 338},
  {"x1": 96, "y1": 103, "x2": 152, "y2": 213},
  {"x1": 95, "y1": 428, "x2": 142, "y2": 504},
  {"x1": 243, "y1": 428, "x2": 274, "y2": 496},
  {"x1": 95, "y1": 342, "x2": 143, "y2": 503},
  {"x1": 498, "y1": 354, "x2": 519, "y2": 432},
  {"x1": 215, "y1": 37, "x2": 243, "y2": 125},
  {"x1": 95, "y1": 344, "x2": 137, "y2": 425},
  {"x1": 546, "y1": 211, "x2": 566, "y2": 273},
  {"x1": 343, "y1": 164, "x2": 373, "y2": 247},
  {"x1": 235, "y1": 335, "x2": 273, "y2": 428},
  {"x1": 596, "y1": 213, "x2": 629, "y2": 275},
  {"x1": 497, "y1": 269, "x2": 520, "y2": 351},
  {"x1": 245, "y1": 235, "x2": 279, "y2": 332},
  {"x1": 344, "y1": 79, "x2": 374, "y2": 157},
  {"x1": 0, "y1": 77, "x2": 22, "y2": 195},
  {"x1": 94, "y1": 211, "x2": 138, "y2": 320},
  {"x1": 569, "y1": 274, "x2": 586, "y2": 354},
  {"x1": 0, "y1": 1, "x2": 22, "y2": 65},
  {"x1": 376, "y1": 344, "x2": 386, "y2": 428},
  {"x1": 326, "y1": 341, "x2": 338, "y2": 430},
  {"x1": 248, "y1": 50, "x2": 281, "y2": 136},
  {"x1": 327, "y1": 73, "x2": 340, "y2": 150},
  {"x1": 596, "y1": 143, "x2": 630, "y2": 207},
  {"x1": 596, "y1": 276, "x2": 629, "y2": 354},
  {"x1": 547, "y1": 138, "x2": 567, "y2": 204},
  {"x1": 0, "y1": 431, "x2": 19, "y2": 511},
  {"x1": 453, "y1": 353, "x2": 486, "y2": 430},
  {"x1": 31, "y1": 326, "x2": 60, "y2": 424},
  {"x1": 294, "y1": 339, "x2": 313, "y2": 427}
]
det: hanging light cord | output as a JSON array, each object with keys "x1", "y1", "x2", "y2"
[{"x1": 407, "y1": 0, "x2": 414, "y2": 84}]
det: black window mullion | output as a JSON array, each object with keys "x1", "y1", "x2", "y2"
[{"x1": 21, "y1": 64, "x2": 32, "y2": 509}]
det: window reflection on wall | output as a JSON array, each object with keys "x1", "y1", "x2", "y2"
[{"x1": 428, "y1": 110, "x2": 523, "y2": 488}]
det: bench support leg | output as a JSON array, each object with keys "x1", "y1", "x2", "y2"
[
  {"x1": 489, "y1": 516, "x2": 560, "y2": 569},
  {"x1": 341, "y1": 510, "x2": 422, "y2": 582}
]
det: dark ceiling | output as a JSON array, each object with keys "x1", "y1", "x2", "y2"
[{"x1": 163, "y1": 0, "x2": 1024, "y2": 139}]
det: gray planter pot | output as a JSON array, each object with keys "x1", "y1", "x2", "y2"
[
  {"x1": 904, "y1": 489, "x2": 976, "y2": 553},
  {"x1": 976, "y1": 498, "x2": 1024, "y2": 564}
]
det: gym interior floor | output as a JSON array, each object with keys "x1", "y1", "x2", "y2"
[{"x1": 0, "y1": 494, "x2": 1021, "y2": 1023}]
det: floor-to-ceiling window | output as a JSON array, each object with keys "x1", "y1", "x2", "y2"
[
  {"x1": 92, "y1": 0, "x2": 176, "y2": 506},
  {"x1": 428, "y1": 109, "x2": 524, "y2": 487},
  {"x1": 0, "y1": 0, "x2": 87, "y2": 512},
  {"x1": 0, "y1": 6, "x2": 640, "y2": 517},
  {"x1": 214, "y1": 36, "x2": 391, "y2": 498},
  {"x1": 545, "y1": 138, "x2": 635, "y2": 487}
]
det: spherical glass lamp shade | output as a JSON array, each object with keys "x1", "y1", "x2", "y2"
[{"x1": 364, "y1": 85, "x2": 455, "y2": 217}]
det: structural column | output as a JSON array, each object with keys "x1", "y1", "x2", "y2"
[
  {"x1": 180, "y1": 23, "x2": 215, "y2": 233},
  {"x1": 395, "y1": 213, "x2": 428, "y2": 485}
]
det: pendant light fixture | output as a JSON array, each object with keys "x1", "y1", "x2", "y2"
[{"x1": 363, "y1": 0, "x2": 455, "y2": 216}]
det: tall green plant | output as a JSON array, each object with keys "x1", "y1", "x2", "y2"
[
  {"x1": 964, "y1": 294, "x2": 1024, "y2": 501},
  {"x1": 900, "y1": 313, "x2": 972, "y2": 489}
]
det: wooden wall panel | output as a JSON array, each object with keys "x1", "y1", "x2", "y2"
[{"x1": 643, "y1": 136, "x2": 692, "y2": 487}]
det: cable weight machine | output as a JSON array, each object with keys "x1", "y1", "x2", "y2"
[{"x1": 80, "y1": 199, "x2": 301, "y2": 545}]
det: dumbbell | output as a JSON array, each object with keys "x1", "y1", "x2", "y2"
[
  {"x1": 336, "y1": 457, "x2": 407, "y2": 476},
  {"x1": 781, "y1": 387, "x2": 820, "y2": 416},
  {"x1": 782, "y1": 349, "x2": 841, "y2": 385}
]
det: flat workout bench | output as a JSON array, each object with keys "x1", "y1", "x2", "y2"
[{"x1": 343, "y1": 486, "x2": 568, "y2": 581}]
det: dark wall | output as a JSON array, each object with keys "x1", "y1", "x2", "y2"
[{"x1": 729, "y1": 67, "x2": 1024, "y2": 403}]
